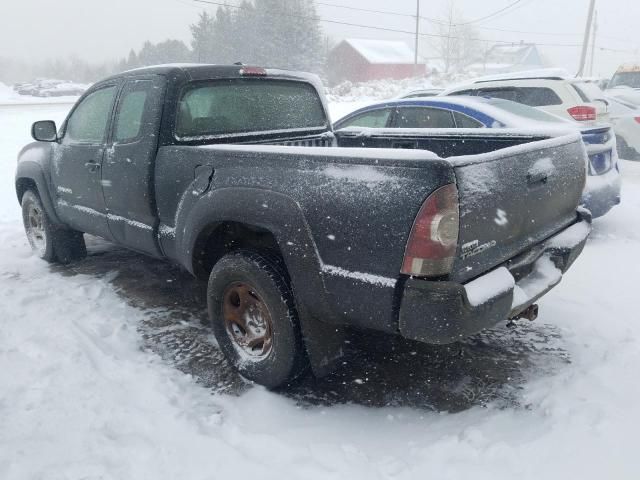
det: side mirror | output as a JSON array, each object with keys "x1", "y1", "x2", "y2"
[{"x1": 31, "y1": 120, "x2": 57, "y2": 142}]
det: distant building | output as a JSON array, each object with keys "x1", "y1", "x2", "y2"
[
  {"x1": 328, "y1": 38, "x2": 426, "y2": 85},
  {"x1": 469, "y1": 42, "x2": 545, "y2": 75}
]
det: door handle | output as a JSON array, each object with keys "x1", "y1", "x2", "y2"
[
  {"x1": 527, "y1": 171, "x2": 548, "y2": 186},
  {"x1": 85, "y1": 161, "x2": 101, "y2": 172}
]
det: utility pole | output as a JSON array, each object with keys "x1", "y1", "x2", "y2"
[
  {"x1": 588, "y1": 10, "x2": 598, "y2": 76},
  {"x1": 414, "y1": 0, "x2": 421, "y2": 76},
  {"x1": 577, "y1": 0, "x2": 596, "y2": 76}
]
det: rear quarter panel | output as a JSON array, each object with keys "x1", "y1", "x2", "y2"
[{"x1": 154, "y1": 145, "x2": 454, "y2": 332}]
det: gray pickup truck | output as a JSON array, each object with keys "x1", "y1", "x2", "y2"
[{"x1": 16, "y1": 65, "x2": 591, "y2": 388}]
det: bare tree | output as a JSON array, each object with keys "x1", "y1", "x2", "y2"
[{"x1": 431, "y1": 1, "x2": 485, "y2": 74}]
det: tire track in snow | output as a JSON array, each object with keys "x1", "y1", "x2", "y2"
[{"x1": 52, "y1": 236, "x2": 571, "y2": 412}]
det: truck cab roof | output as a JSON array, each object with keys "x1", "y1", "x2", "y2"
[
  {"x1": 100, "y1": 63, "x2": 323, "y2": 86},
  {"x1": 85, "y1": 64, "x2": 332, "y2": 146}
]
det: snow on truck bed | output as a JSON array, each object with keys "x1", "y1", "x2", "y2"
[
  {"x1": 2, "y1": 103, "x2": 640, "y2": 479},
  {"x1": 199, "y1": 143, "x2": 441, "y2": 161}
]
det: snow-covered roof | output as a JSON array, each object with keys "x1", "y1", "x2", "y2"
[
  {"x1": 470, "y1": 68, "x2": 572, "y2": 83},
  {"x1": 487, "y1": 43, "x2": 537, "y2": 63},
  {"x1": 343, "y1": 39, "x2": 416, "y2": 65}
]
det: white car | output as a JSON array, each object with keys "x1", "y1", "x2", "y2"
[
  {"x1": 606, "y1": 64, "x2": 640, "y2": 106},
  {"x1": 607, "y1": 96, "x2": 640, "y2": 160},
  {"x1": 441, "y1": 69, "x2": 610, "y2": 124},
  {"x1": 398, "y1": 88, "x2": 444, "y2": 99}
]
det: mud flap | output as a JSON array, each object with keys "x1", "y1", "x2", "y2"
[{"x1": 297, "y1": 308, "x2": 347, "y2": 378}]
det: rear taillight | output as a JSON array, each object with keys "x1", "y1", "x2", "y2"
[
  {"x1": 567, "y1": 105, "x2": 597, "y2": 121},
  {"x1": 239, "y1": 67, "x2": 267, "y2": 77},
  {"x1": 634, "y1": 117, "x2": 640, "y2": 124},
  {"x1": 401, "y1": 184, "x2": 460, "y2": 277}
]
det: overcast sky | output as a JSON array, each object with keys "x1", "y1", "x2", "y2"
[{"x1": 1, "y1": 0, "x2": 639, "y2": 76}]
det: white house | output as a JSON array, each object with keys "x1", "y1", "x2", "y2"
[{"x1": 469, "y1": 43, "x2": 545, "y2": 75}]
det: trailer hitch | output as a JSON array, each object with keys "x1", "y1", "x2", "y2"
[{"x1": 507, "y1": 304, "x2": 539, "y2": 328}]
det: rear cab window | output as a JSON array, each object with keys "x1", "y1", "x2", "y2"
[{"x1": 175, "y1": 79, "x2": 327, "y2": 140}]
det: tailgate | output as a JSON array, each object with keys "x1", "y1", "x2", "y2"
[{"x1": 450, "y1": 133, "x2": 587, "y2": 283}]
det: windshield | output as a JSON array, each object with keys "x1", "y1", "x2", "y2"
[
  {"x1": 610, "y1": 72, "x2": 640, "y2": 89},
  {"x1": 175, "y1": 79, "x2": 327, "y2": 139},
  {"x1": 486, "y1": 98, "x2": 567, "y2": 124}
]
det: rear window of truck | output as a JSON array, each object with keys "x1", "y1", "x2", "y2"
[{"x1": 175, "y1": 79, "x2": 327, "y2": 139}]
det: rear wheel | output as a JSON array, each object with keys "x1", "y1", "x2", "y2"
[
  {"x1": 21, "y1": 190, "x2": 86, "y2": 264},
  {"x1": 207, "y1": 250, "x2": 308, "y2": 389}
]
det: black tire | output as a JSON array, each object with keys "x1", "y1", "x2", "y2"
[
  {"x1": 21, "y1": 190, "x2": 87, "y2": 264},
  {"x1": 207, "y1": 250, "x2": 308, "y2": 389}
]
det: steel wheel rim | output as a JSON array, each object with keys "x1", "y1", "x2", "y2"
[
  {"x1": 222, "y1": 282, "x2": 274, "y2": 359},
  {"x1": 26, "y1": 204, "x2": 47, "y2": 255}
]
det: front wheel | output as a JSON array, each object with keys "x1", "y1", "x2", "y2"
[
  {"x1": 207, "y1": 250, "x2": 308, "y2": 389},
  {"x1": 21, "y1": 190, "x2": 86, "y2": 264}
]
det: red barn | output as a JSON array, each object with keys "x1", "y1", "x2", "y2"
[{"x1": 328, "y1": 38, "x2": 426, "y2": 86}]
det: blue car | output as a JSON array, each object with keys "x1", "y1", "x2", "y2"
[{"x1": 334, "y1": 97, "x2": 621, "y2": 218}]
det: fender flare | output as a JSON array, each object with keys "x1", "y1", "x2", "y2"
[
  {"x1": 176, "y1": 187, "x2": 347, "y2": 375},
  {"x1": 15, "y1": 161, "x2": 63, "y2": 225},
  {"x1": 175, "y1": 187, "x2": 338, "y2": 323}
]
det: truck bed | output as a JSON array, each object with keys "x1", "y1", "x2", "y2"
[{"x1": 154, "y1": 132, "x2": 587, "y2": 333}]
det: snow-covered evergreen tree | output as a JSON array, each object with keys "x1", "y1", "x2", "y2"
[
  {"x1": 191, "y1": 11, "x2": 216, "y2": 63},
  {"x1": 189, "y1": 0, "x2": 325, "y2": 74}
]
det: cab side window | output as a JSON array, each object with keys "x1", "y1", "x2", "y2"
[
  {"x1": 114, "y1": 81, "x2": 151, "y2": 143},
  {"x1": 64, "y1": 86, "x2": 117, "y2": 144},
  {"x1": 339, "y1": 109, "x2": 392, "y2": 128}
]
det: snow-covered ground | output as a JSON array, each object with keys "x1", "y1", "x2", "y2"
[{"x1": 2, "y1": 102, "x2": 640, "y2": 479}]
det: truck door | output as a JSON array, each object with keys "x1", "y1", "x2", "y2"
[
  {"x1": 101, "y1": 76, "x2": 166, "y2": 256},
  {"x1": 53, "y1": 83, "x2": 119, "y2": 239}
]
